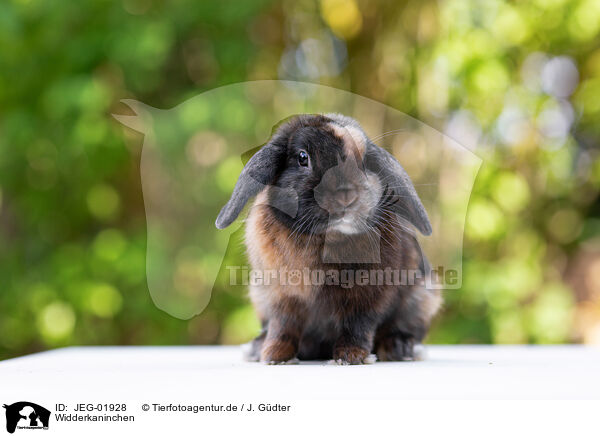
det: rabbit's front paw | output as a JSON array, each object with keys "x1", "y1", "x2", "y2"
[
  {"x1": 260, "y1": 339, "x2": 298, "y2": 364},
  {"x1": 331, "y1": 346, "x2": 376, "y2": 365}
]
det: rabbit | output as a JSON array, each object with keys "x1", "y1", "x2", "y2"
[{"x1": 216, "y1": 113, "x2": 442, "y2": 364}]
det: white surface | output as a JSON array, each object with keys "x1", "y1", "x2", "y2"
[
  {"x1": 1, "y1": 345, "x2": 599, "y2": 399},
  {"x1": 1, "y1": 345, "x2": 599, "y2": 436}
]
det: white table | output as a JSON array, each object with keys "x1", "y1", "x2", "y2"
[{"x1": 1, "y1": 345, "x2": 599, "y2": 435}]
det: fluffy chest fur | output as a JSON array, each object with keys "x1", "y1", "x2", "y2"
[{"x1": 245, "y1": 190, "x2": 426, "y2": 323}]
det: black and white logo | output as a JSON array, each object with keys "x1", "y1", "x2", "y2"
[{"x1": 3, "y1": 402, "x2": 50, "y2": 433}]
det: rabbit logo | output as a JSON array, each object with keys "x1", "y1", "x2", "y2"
[
  {"x1": 3, "y1": 402, "x2": 50, "y2": 433},
  {"x1": 114, "y1": 81, "x2": 482, "y2": 320}
]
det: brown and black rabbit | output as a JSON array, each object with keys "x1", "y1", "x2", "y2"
[{"x1": 216, "y1": 114, "x2": 441, "y2": 364}]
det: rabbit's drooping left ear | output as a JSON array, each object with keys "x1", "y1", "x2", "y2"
[
  {"x1": 364, "y1": 142, "x2": 432, "y2": 236},
  {"x1": 215, "y1": 131, "x2": 288, "y2": 229}
]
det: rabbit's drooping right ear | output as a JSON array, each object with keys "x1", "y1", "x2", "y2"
[
  {"x1": 364, "y1": 143, "x2": 432, "y2": 236},
  {"x1": 215, "y1": 128, "x2": 289, "y2": 230}
]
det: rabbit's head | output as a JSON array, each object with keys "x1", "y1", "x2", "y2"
[{"x1": 216, "y1": 113, "x2": 431, "y2": 238}]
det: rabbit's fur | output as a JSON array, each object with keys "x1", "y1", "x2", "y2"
[{"x1": 217, "y1": 114, "x2": 441, "y2": 364}]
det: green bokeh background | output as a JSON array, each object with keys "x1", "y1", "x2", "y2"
[{"x1": 1, "y1": 0, "x2": 599, "y2": 359}]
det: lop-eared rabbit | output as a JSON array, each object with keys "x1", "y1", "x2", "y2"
[{"x1": 216, "y1": 114, "x2": 441, "y2": 364}]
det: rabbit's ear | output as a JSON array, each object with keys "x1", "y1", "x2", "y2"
[
  {"x1": 215, "y1": 136, "x2": 287, "y2": 229},
  {"x1": 365, "y1": 142, "x2": 432, "y2": 236}
]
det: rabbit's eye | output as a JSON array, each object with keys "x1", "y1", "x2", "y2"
[{"x1": 298, "y1": 150, "x2": 309, "y2": 167}]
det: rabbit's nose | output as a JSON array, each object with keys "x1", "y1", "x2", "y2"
[{"x1": 335, "y1": 188, "x2": 358, "y2": 208}]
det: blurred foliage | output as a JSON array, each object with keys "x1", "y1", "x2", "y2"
[{"x1": 1, "y1": 0, "x2": 600, "y2": 359}]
